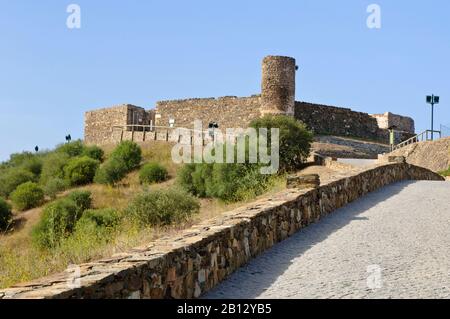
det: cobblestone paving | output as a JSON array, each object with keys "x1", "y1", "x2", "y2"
[{"x1": 205, "y1": 181, "x2": 450, "y2": 299}]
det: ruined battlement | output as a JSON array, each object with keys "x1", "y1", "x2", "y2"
[{"x1": 84, "y1": 55, "x2": 415, "y2": 146}]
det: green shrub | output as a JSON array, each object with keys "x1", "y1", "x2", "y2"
[
  {"x1": 0, "y1": 169, "x2": 36, "y2": 198},
  {"x1": 110, "y1": 141, "x2": 142, "y2": 171},
  {"x1": 250, "y1": 115, "x2": 313, "y2": 172},
  {"x1": 43, "y1": 178, "x2": 67, "y2": 199},
  {"x1": 176, "y1": 163, "x2": 196, "y2": 194},
  {"x1": 64, "y1": 156, "x2": 99, "y2": 186},
  {"x1": 178, "y1": 162, "x2": 273, "y2": 202},
  {"x1": 210, "y1": 163, "x2": 273, "y2": 202},
  {"x1": 439, "y1": 167, "x2": 450, "y2": 177},
  {"x1": 22, "y1": 157, "x2": 43, "y2": 177},
  {"x1": 59, "y1": 210, "x2": 119, "y2": 253},
  {"x1": 94, "y1": 157, "x2": 128, "y2": 185},
  {"x1": 56, "y1": 140, "x2": 85, "y2": 158},
  {"x1": 139, "y1": 162, "x2": 169, "y2": 184},
  {"x1": 126, "y1": 188, "x2": 200, "y2": 226},
  {"x1": 31, "y1": 198, "x2": 81, "y2": 248},
  {"x1": 6, "y1": 152, "x2": 35, "y2": 167},
  {"x1": 190, "y1": 163, "x2": 214, "y2": 197},
  {"x1": 82, "y1": 145, "x2": 104, "y2": 162},
  {"x1": 10, "y1": 182, "x2": 45, "y2": 211},
  {"x1": 66, "y1": 190, "x2": 92, "y2": 213},
  {"x1": 77, "y1": 208, "x2": 121, "y2": 229},
  {"x1": 0, "y1": 197, "x2": 12, "y2": 231},
  {"x1": 40, "y1": 152, "x2": 70, "y2": 185}
]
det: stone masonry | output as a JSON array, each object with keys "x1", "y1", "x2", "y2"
[
  {"x1": 155, "y1": 96, "x2": 262, "y2": 131},
  {"x1": 0, "y1": 163, "x2": 443, "y2": 299},
  {"x1": 84, "y1": 55, "x2": 415, "y2": 146},
  {"x1": 261, "y1": 56, "x2": 296, "y2": 116},
  {"x1": 371, "y1": 112, "x2": 415, "y2": 133},
  {"x1": 85, "y1": 104, "x2": 155, "y2": 146}
]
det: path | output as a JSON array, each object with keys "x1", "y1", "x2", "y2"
[{"x1": 204, "y1": 181, "x2": 450, "y2": 299}]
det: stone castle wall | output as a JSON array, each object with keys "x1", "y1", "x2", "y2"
[
  {"x1": 0, "y1": 163, "x2": 443, "y2": 299},
  {"x1": 371, "y1": 112, "x2": 415, "y2": 134},
  {"x1": 84, "y1": 56, "x2": 416, "y2": 146},
  {"x1": 261, "y1": 56, "x2": 296, "y2": 116},
  {"x1": 155, "y1": 96, "x2": 262, "y2": 130},
  {"x1": 85, "y1": 104, "x2": 155, "y2": 145},
  {"x1": 294, "y1": 102, "x2": 383, "y2": 140}
]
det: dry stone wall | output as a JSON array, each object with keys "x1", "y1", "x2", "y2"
[
  {"x1": 155, "y1": 96, "x2": 262, "y2": 130},
  {"x1": 0, "y1": 163, "x2": 443, "y2": 299},
  {"x1": 295, "y1": 102, "x2": 382, "y2": 141},
  {"x1": 85, "y1": 104, "x2": 155, "y2": 145},
  {"x1": 295, "y1": 102, "x2": 414, "y2": 144},
  {"x1": 371, "y1": 112, "x2": 415, "y2": 134}
]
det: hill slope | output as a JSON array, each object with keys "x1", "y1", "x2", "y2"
[{"x1": 389, "y1": 137, "x2": 450, "y2": 173}]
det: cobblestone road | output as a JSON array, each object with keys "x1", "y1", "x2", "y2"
[{"x1": 205, "y1": 181, "x2": 450, "y2": 299}]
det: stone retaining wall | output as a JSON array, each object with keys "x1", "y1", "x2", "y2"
[{"x1": 0, "y1": 163, "x2": 443, "y2": 299}]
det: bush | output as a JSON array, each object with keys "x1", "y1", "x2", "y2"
[
  {"x1": 10, "y1": 182, "x2": 45, "y2": 211},
  {"x1": 0, "y1": 197, "x2": 12, "y2": 231},
  {"x1": 82, "y1": 145, "x2": 104, "y2": 162},
  {"x1": 66, "y1": 190, "x2": 92, "y2": 213},
  {"x1": 5, "y1": 153, "x2": 43, "y2": 177},
  {"x1": 176, "y1": 163, "x2": 196, "y2": 194},
  {"x1": 126, "y1": 188, "x2": 200, "y2": 226},
  {"x1": 77, "y1": 208, "x2": 121, "y2": 229},
  {"x1": 250, "y1": 115, "x2": 313, "y2": 172},
  {"x1": 94, "y1": 157, "x2": 128, "y2": 185},
  {"x1": 56, "y1": 140, "x2": 85, "y2": 158},
  {"x1": 177, "y1": 162, "x2": 273, "y2": 202},
  {"x1": 139, "y1": 162, "x2": 169, "y2": 184},
  {"x1": 64, "y1": 156, "x2": 99, "y2": 186},
  {"x1": 439, "y1": 167, "x2": 450, "y2": 177},
  {"x1": 0, "y1": 169, "x2": 36, "y2": 198},
  {"x1": 110, "y1": 141, "x2": 142, "y2": 171},
  {"x1": 43, "y1": 178, "x2": 67, "y2": 199},
  {"x1": 31, "y1": 198, "x2": 81, "y2": 248},
  {"x1": 58, "y1": 209, "x2": 120, "y2": 253},
  {"x1": 31, "y1": 191, "x2": 92, "y2": 248},
  {"x1": 40, "y1": 152, "x2": 70, "y2": 185}
]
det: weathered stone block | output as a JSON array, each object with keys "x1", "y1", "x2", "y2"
[{"x1": 287, "y1": 174, "x2": 320, "y2": 189}]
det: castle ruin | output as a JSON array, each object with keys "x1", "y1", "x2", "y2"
[{"x1": 84, "y1": 55, "x2": 415, "y2": 146}]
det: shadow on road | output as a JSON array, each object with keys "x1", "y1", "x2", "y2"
[{"x1": 204, "y1": 180, "x2": 417, "y2": 299}]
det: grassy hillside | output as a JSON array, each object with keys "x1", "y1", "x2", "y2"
[{"x1": 0, "y1": 141, "x2": 285, "y2": 289}]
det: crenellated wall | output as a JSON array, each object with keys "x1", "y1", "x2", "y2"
[{"x1": 0, "y1": 163, "x2": 443, "y2": 299}]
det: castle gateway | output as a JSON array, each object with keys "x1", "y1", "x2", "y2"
[{"x1": 84, "y1": 56, "x2": 415, "y2": 146}]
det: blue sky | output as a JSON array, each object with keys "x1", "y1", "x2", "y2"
[{"x1": 0, "y1": 0, "x2": 449, "y2": 161}]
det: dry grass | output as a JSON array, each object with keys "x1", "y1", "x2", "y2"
[{"x1": 0, "y1": 141, "x2": 287, "y2": 289}]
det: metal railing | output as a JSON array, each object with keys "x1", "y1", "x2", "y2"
[{"x1": 391, "y1": 130, "x2": 442, "y2": 152}]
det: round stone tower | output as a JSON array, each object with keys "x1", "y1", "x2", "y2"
[{"x1": 261, "y1": 55, "x2": 296, "y2": 116}]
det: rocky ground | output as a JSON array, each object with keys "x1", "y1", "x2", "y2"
[
  {"x1": 312, "y1": 136, "x2": 390, "y2": 159},
  {"x1": 389, "y1": 137, "x2": 450, "y2": 172}
]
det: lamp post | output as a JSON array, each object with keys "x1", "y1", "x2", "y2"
[{"x1": 426, "y1": 95, "x2": 440, "y2": 141}]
